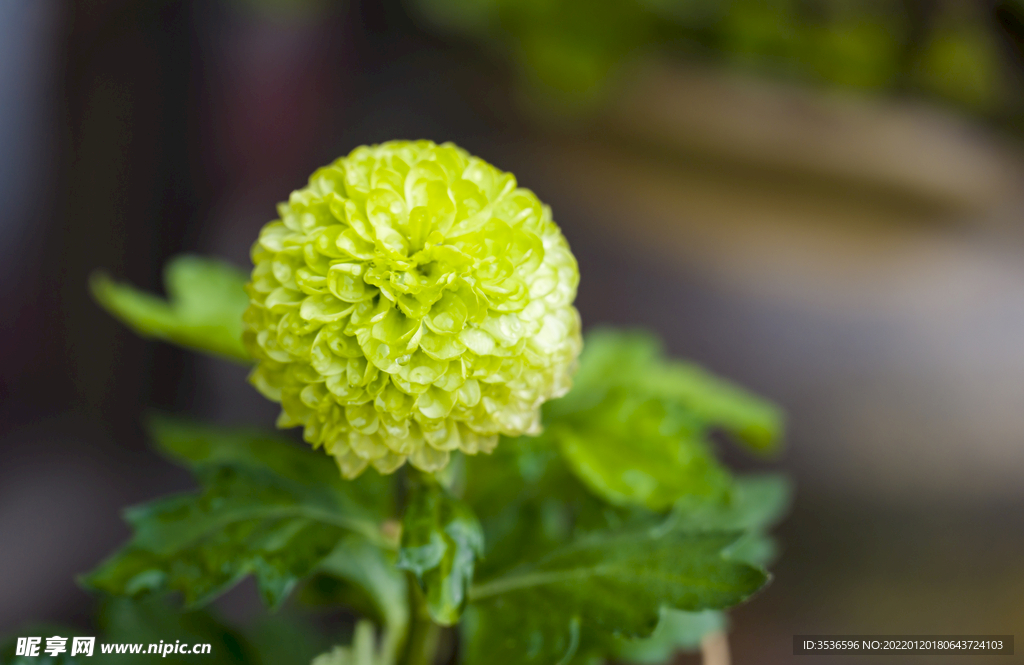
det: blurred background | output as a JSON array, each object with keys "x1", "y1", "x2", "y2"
[{"x1": 1, "y1": 0, "x2": 1024, "y2": 663}]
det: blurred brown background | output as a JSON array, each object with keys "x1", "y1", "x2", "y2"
[{"x1": 1, "y1": 1, "x2": 1023, "y2": 663}]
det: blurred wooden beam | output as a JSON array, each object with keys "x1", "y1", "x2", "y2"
[{"x1": 605, "y1": 61, "x2": 1024, "y2": 213}]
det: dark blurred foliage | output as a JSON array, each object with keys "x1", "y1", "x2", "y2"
[{"x1": 413, "y1": 0, "x2": 1024, "y2": 123}]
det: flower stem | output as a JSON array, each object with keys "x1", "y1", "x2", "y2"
[
  {"x1": 401, "y1": 574, "x2": 441, "y2": 665},
  {"x1": 701, "y1": 630, "x2": 731, "y2": 665}
]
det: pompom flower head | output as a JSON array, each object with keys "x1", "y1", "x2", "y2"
[{"x1": 243, "y1": 141, "x2": 581, "y2": 477}]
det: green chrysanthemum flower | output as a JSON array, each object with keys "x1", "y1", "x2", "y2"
[{"x1": 243, "y1": 141, "x2": 581, "y2": 478}]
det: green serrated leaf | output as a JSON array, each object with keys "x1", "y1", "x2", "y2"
[
  {"x1": 544, "y1": 329, "x2": 784, "y2": 510},
  {"x1": 397, "y1": 479, "x2": 483, "y2": 626},
  {"x1": 462, "y1": 529, "x2": 767, "y2": 665},
  {"x1": 670, "y1": 474, "x2": 791, "y2": 531},
  {"x1": 91, "y1": 254, "x2": 251, "y2": 363},
  {"x1": 723, "y1": 532, "x2": 778, "y2": 568},
  {"x1": 242, "y1": 614, "x2": 332, "y2": 665},
  {"x1": 553, "y1": 391, "x2": 732, "y2": 510},
  {"x1": 554, "y1": 328, "x2": 784, "y2": 453},
  {"x1": 311, "y1": 622, "x2": 379, "y2": 665},
  {"x1": 609, "y1": 608, "x2": 725, "y2": 663},
  {"x1": 668, "y1": 474, "x2": 792, "y2": 568},
  {"x1": 84, "y1": 470, "x2": 348, "y2": 608},
  {"x1": 464, "y1": 435, "x2": 654, "y2": 580},
  {"x1": 146, "y1": 417, "x2": 393, "y2": 523},
  {"x1": 668, "y1": 474, "x2": 791, "y2": 559},
  {"x1": 81, "y1": 422, "x2": 394, "y2": 610},
  {"x1": 317, "y1": 536, "x2": 408, "y2": 664}
]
